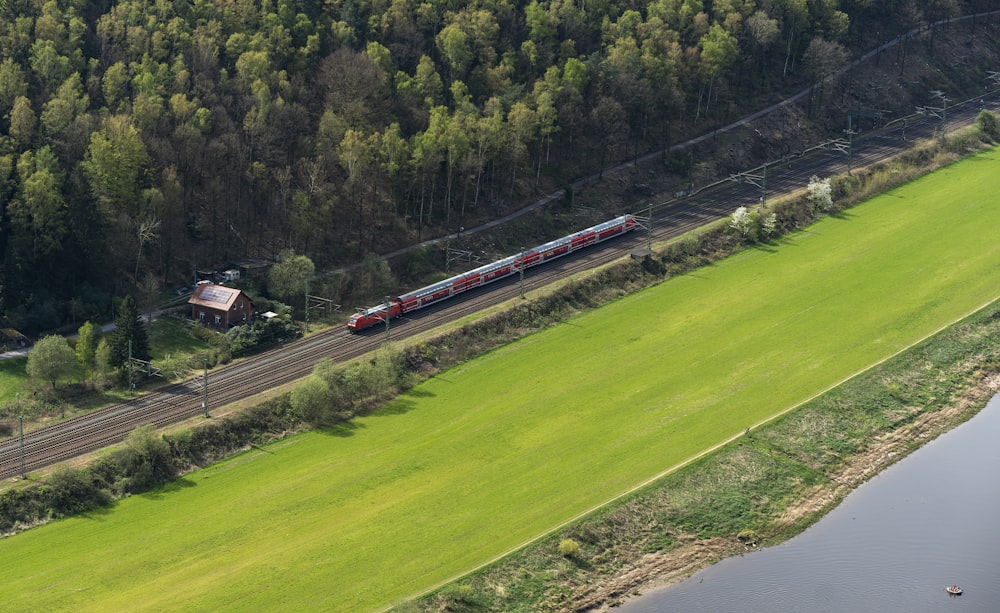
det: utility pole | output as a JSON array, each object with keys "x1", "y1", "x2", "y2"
[
  {"x1": 844, "y1": 115, "x2": 857, "y2": 175},
  {"x1": 519, "y1": 247, "x2": 526, "y2": 299},
  {"x1": 919, "y1": 91, "x2": 949, "y2": 140},
  {"x1": 647, "y1": 204, "x2": 653, "y2": 253},
  {"x1": 384, "y1": 296, "x2": 391, "y2": 341},
  {"x1": 202, "y1": 358, "x2": 209, "y2": 418},
  {"x1": 128, "y1": 340, "x2": 135, "y2": 396},
  {"x1": 760, "y1": 163, "x2": 767, "y2": 207},
  {"x1": 17, "y1": 392, "x2": 25, "y2": 479},
  {"x1": 731, "y1": 165, "x2": 766, "y2": 208}
]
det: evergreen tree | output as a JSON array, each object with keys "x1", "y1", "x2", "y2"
[{"x1": 109, "y1": 295, "x2": 150, "y2": 367}]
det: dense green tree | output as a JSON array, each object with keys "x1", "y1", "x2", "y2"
[
  {"x1": 414, "y1": 54, "x2": 445, "y2": 107},
  {"x1": 29, "y1": 39, "x2": 72, "y2": 92},
  {"x1": 9, "y1": 147, "x2": 67, "y2": 258},
  {"x1": 8, "y1": 95, "x2": 36, "y2": 148},
  {"x1": 0, "y1": 57, "x2": 28, "y2": 116},
  {"x1": 82, "y1": 115, "x2": 151, "y2": 218},
  {"x1": 267, "y1": 249, "x2": 316, "y2": 305},
  {"x1": 39, "y1": 72, "x2": 88, "y2": 138},
  {"x1": 113, "y1": 424, "x2": 175, "y2": 492},
  {"x1": 109, "y1": 295, "x2": 151, "y2": 368},
  {"x1": 101, "y1": 61, "x2": 129, "y2": 111},
  {"x1": 27, "y1": 335, "x2": 77, "y2": 389},
  {"x1": 291, "y1": 375, "x2": 338, "y2": 426}
]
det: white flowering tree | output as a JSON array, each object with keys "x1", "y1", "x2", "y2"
[
  {"x1": 760, "y1": 210, "x2": 778, "y2": 237},
  {"x1": 808, "y1": 175, "x2": 833, "y2": 211},
  {"x1": 730, "y1": 206, "x2": 753, "y2": 239}
]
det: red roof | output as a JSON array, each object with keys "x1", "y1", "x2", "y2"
[{"x1": 189, "y1": 284, "x2": 248, "y2": 310}]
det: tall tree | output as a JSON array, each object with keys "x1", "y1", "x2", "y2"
[
  {"x1": 0, "y1": 57, "x2": 28, "y2": 116},
  {"x1": 267, "y1": 249, "x2": 315, "y2": 305},
  {"x1": 9, "y1": 147, "x2": 67, "y2": 259},
  {"x1": 109, "y1": 295, "x2": 151, "y2": 368},
  {"x1": 698, "y1": 23, "x2": 739, "y2": 117},
  {"x1": 75, "y1": 320, "x2": 100, "y2": 384},
  {"x1": 9, "y1": 96, "x2": 37, "y2": 148},
  {"x1": 82, "y1": 115, "x2": 151, "y2": 219}
]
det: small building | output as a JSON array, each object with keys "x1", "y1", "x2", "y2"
[
  {"x1": 0, "y1": 328, "x2": 31, "y2": 351},
  {"x1": 188, "y1": 284, "x2": 255, "y2": 329}
]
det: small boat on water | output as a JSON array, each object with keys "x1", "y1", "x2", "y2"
[{"x1": 946, "y1": 585, "x2": 963, "y2": 595}]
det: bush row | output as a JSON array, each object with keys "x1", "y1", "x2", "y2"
[{"x1": 0, "y1": 397, "x2": 298, "y2": 535}]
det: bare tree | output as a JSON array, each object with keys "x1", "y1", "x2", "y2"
[
  {"x1": 134, "y1": 216, "x2": 160, "y2": 283},
  {"x1": 803, "y1": 37, "x2": 849, "y2": 116},
  {"x1": 139, "y1": 272, "x2": 161, "y2": 324}
]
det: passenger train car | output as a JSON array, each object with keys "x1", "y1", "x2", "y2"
[{"x1": 347, "y1": 214, "x2": 638, "y2": 332}]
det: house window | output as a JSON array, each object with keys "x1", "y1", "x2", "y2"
[
  {"x1": 199, "y1": 311, "x2": 205, "y2": 321},
  {"x1": 215, "y1": 314, "x2": 222, "y2": 325}
]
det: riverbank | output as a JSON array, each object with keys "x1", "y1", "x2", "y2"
[{"x1": 602, "y1": 346, "x2": 1000, "y2": 611}]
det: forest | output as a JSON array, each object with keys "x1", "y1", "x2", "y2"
[{"x1": 0, "y1": 0, "x2": 985, "y2": 334}]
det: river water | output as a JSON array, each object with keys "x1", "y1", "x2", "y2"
[{"x1": 616, "y1": 394, "x2": 1000, "y2": 613}]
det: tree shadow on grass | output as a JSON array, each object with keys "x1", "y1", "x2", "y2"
[
  {"x1": 370, "y1": 391, "x2": 429, "y2": 417},
  {"x1": 139, "y1": 476, "x2": 197, "y2": 501},
  {"x1": 829, "y1": 209, "x2": 856, "y2": 220},
  {"x1": 75, "y1": 503, "x2": 117, "y2": 523},
  {"x1": 317, "y1": 419, "x2": 365, "y2": 437}
]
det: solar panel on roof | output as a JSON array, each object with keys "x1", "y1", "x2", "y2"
[{"x1": 199, "y1": 285, "x2": 235, "y2": 304}]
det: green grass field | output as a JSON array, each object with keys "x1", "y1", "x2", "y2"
[
  {"x1": 0, "y1": 358, "x2": 26, "y2": 406},
  {"x1": 2, "y1": 148, "x2": 1000, "y2": 612},
  {"x1": 147, "y1": 316, "x2": 213, "y2": 361}
]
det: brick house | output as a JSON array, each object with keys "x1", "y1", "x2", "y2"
[{"x1": 188, "y1": 283, "x2": 254, "y2": 329}]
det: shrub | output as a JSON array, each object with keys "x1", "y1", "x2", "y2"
[
  {"x1": 435, "y1": 583, "x2": 486, "y2": 609},
  {"x1": 44, "y1": 465, "x2": 111, "y2": 515},
  {"x1": 291, "y1": 375, "x2": 339, "y2": 426},
  {"x1": 737, "y1": 529, "x2": 759, "y2": 546},
  {"x1": 558, "y1": 538, "x2": 581, "y2": 557},
  {"x1": 111, "y1": 425, "x2": 176, "y2": 493},
  {"x1": 227, "y1": 316, "x2": 301, "y2": 358},
  {"x1": 976, "y1": 110, "x2": 999, "y2": 141}
]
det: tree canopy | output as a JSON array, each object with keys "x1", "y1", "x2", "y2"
[
  {"x1": 27, "y1": 335, "x2": 77, "y2": 389},
  {"x1": 0, "y1": 0, "x2": 981, "y2": 335}
]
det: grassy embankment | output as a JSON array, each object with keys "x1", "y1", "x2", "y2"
[
  {"x1": 0, "y1": 360, "x2": 26, "y2": 407},
  {"x1": 0, "y1": 147, "x2": 999, "y2": 612}
]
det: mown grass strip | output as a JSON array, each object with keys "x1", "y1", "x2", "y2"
[{"x1": 1, "y1": 148, "x2": 999, "y2": 612}]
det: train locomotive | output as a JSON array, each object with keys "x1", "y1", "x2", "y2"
[{"x1": 347, "y1": 214, "x2": 638, "y2": 332}]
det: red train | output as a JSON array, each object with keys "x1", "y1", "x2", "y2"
[{"x1": 347, "y1": 214, "x2": 639, "y2": 332}]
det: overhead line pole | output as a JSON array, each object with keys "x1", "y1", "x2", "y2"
[
  {"x1": 384, "y1": 296, "x2": 391, "y2": 341},
  {"x1": 519, "y1": 247, "x2": 526, "y2": 299},
  {"x1": 202, "y1": 358, "x2": 209, "y2": 418}
]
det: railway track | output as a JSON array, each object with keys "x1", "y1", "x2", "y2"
[{"x1": 2, "y1": 89, "x2": 998, "y2": 481}]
